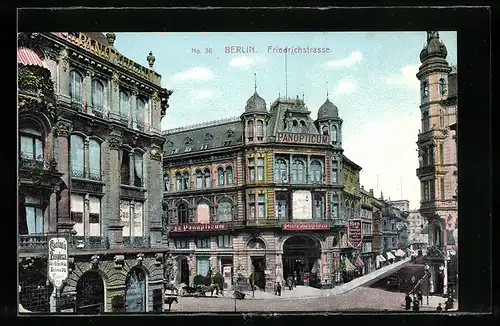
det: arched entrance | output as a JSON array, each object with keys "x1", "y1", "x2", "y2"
[
  {"x1": 282, "y1": 235, "x2": 321, "y2": 287},
  {"x1": 125, "y1": 267, "x2": 147, "y2": 312},
  {"x1": 176, "y1": 256, "x2": 190, "y2": 285},
  {"x1": 19, "y1": 266, "x2": 53, "y2": 312},
  {"x1": 76, "y1": 271, "x2": 105, "y2": 313}
]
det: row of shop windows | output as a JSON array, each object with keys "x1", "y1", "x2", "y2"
[{"x1": 174, "y1": 235, "x2": 231, "y2": 249}]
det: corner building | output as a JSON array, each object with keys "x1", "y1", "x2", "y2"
[
  {"x1": 18, "y1": 32, "x2": 172, "y2": 313},
  {"x1": 163, "y1": 92, "x2": 364, "y2": 289}
]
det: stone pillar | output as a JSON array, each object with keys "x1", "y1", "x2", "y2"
[
  {"x1": 148, "y1": 146, "x2": 164, "y2": 248},
  {"x1": 48, "y1": 187, "x2": 58, "y2": 233},
  {"x1": 131, "y1": 90, "x2": 138, "y2": 128},
  {"x1": 84, "y1": 137, "x2": 90, "y2": 179},
  {"x1": 107, "y1": 133, "x2": 124, "y2": 249},
  {"x1": 54, "y1": 120, "x2": 74, "y2": 233},
  {"x1": 85, "y1": 70, "x2": 93, "y2": 114},
  {"x1": 111, "y1": 72, "x2": 120, "y2": 116}
]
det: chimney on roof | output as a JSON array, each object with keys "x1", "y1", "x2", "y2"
[{"x1": 369, "y1": 189, "x2": 373, "y2": 196}]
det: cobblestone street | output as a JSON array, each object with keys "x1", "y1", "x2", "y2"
[{"x1": 164, "y1": 287, "x2": 458, "y2": 312}]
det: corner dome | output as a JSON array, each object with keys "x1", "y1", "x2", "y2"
[
  {"x1": 317, "y1": 98, "x2": 339, "y2": 120},
  {"x1": 245, "y1": 92, "x2": 267, "y2": 113},
  {"x1": 420, "y1": 32, "x2": 448, "y2": 63}
]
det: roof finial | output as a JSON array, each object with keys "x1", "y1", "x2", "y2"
[
  {"x1": 427, "y1": 31, "x2": 440, "y2": 42},
  {"x1": 302, "y1": 92, "x2": 305, "y2": 102},
  {"x1": 326, "y1": 81, "x2": 329, "y2": 99},
  {"x1": 254, "y1": 73, "x2": 257, "y2": 92}
]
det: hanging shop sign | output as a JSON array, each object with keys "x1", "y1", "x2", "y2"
[
  {"x1": 171, "y1": 223, "x2": 228, "y2": 232},
  {"x1": 282, "y1": 222, "x2": 330, "y2": 231},
  {"x1": 347, "y1": 219, "x2": 363, "y2": 248},
  {"x1": 276, "y1": 132, "x2": 330, "y2": 145},
  {"x1": 47, "y1": 237, "x2": 68, "y2": 288}
]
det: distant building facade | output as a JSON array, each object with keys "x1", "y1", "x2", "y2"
[
  {"x1": 407, "y1": 210, "x2": 429, "y2": 253},
  {"x1": 18, "y1": 32, "x2": 172, "y2": 313},
  {"x1": 162, "y1": 93, "x2": 368, "y2": 289},
  {"x1": 415, "y1": 31, "x2": 458, "y2": 296}
]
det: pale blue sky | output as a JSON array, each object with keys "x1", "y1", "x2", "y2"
[{"x1": 114, "y1": 32, "x2": 457, "y2": 210}]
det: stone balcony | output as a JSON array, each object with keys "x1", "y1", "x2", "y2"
[
  {"x1": 18, "y1": 234, "x2": 110, "y2": 255},
  {"x1": 123, "y1": 236, "x2": 150, "y2": 249}
]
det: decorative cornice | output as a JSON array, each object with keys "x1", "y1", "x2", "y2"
[
  {"x1": 54, "y1": 120, "x2": 73, "y2": 137},
  {"x1": 108, "y1": 134, "x2": 123, "y2": 150}
]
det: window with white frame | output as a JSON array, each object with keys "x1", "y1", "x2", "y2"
[
  {"x1": 20, "y1": 126, "x2": 43, "y2": 163},
  {"x1": 23, "y1": 196, "x2": 43, "y2": 235},
  {"x1": 196, "y1": 170, "x2": 203, "y2": 189},
  {"x1": 257, "y1": 158, "x2": 265, "y2": 181},
  {"x1": 88, "y1": 139, "x2": 101, "y2": 180},
  {"x1": 274, "y1": 158, "x2": 288, "y2": 183},
  {"x1": 70, "y1": 70, "x2": 83, "y2": 104},
  {"x1": 218, "y1": 167, "x2": 225, "y2": 186},
  {"x1": 310, "y1": 160, "x2": 322, "y2": 183},
  {"x1": 248, "y1": 159, "x2": 255, "y2": 182},
  {"x1": 89, "y1": 197, "x2": 101, "y2": 236},
  {"x1": 120, "y1": 200, "x2": 144, "y2": 237},
  {"x1": 71, "y1": 194, "x2": 102, "y2": 236},
  {"x1": 258, "y1": 194, "x2": 266, "y2": 218},
  {"x1": 133, "y1": 152, "x2": 144, "y2": 187},
  {"x1": 70, "y1": 135, "x2": 85, "y2": 178},
  {"x1": 91, "y1": 79, "x2": 105, "y2": 113},
  {"x1": 291, "y1": 159, "x2": 306, "y2": 183},
  {"x1": 218, "y1": 235, "x2": 231, "y2": 248},
  {"x1": 248, "y1": 194, "x2": 256, "y2": 219},
  {"x1": 175, "y1": 172, "x2": 182, "y2": 190},
  {"x1": 256, "y1": 120, "x2": 264, "y2": 140},
  {"x1": 225, "y1": 167, "x2": 233, "y2": 185},
  {"x1": 331, "y1": 125, "x2": 338, "y2": 143},
  {"x1": 204, "y1": 169, "x2": 211, "y2": 188}
]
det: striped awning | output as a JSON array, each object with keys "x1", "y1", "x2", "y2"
[
  {"x1": 395, "y1": 249, "x2": 406, "y2": 257},
  {"x1": 386, "y1": 252, "x2": 396, "y2": 260},
  {"x1": 343, "y1": 258, "x2": 357, "y2": 272},
  {"x1": 376, "y1": 255, "x2": 386, "y2": 263},
  {"x1": 18, "y1": 47, "x2": 48, "y2": 69},
  {"x1": 356, "y1": 256, "x2": 365, "y2": 266}
]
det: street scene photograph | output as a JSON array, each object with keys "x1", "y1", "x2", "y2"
[{"x1": 17, "y1": 30, "x2": 458, "y2": 314}]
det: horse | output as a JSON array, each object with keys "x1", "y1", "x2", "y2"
[
  {"x1": 164, "y1": 283, "x2": 179, "y2": 295},
  {"x1": 210, "y1": 283, "x2": 223, "y2": 297},
  {"x1": 164, "y1": 296, "x2": 178, "y2": 312}
]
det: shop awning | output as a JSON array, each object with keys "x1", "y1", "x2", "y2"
[
  {"x1": 356, "y1": 256, "x2": 365, "y2": 266},
  {"x1": 395, "y1": 249, "x2": 406, "y2": 257},
  {"x1": 386, "y1": 252, "x2": 396, "y2": 260},
  {"x1": 343, "y1": 258, "x2": 357, "y2": 272},
  {"x1": 18, "y1": 47, "x2": 48, "y2": 69},
  {"x1": 376, "y1": 255, "x2": 386, "y2": 263}
]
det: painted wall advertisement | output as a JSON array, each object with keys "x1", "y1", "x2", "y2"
[
  {"x1": 47, "y1": 237, "x2": 68, "y2": 288},
  {"x1": 347, "y1": 219, "x2": 363, "y2": 248}
]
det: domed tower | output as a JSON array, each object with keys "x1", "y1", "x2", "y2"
[
  {"x1": 416, "y1": 31, "x2": 452, "y2": 131},
  {"x1": 316, "y1": 96, "x2": 343, "y2": 148},
  {"x1": 241, "y1": 81, "x2": 271, "y2": 144}
]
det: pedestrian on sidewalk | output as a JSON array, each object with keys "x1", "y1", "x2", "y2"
[
  {"x1": 417, "y1": 290, "x2": 423, "y2": 306},
  {"x1": 436, "y1": 303, "x2": 443, "y2": 312},
  {"x1": 277, "y1": 282, "x2": 282, "y2": 296},
  {"x1": 412, "y1": 296, "x2": 420, "y2": 312},
  {"x1": 404, "y1": 293, "x2": 412, "y2": 310}
]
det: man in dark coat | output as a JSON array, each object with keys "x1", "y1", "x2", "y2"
[
  {"x1": 417, "y1": 290, "x2": 423, "y2": 306},
  {"x1": 404, "y1": 293, "x2": 412, "y2": 310},
  {"x1": 436, "y1": 303, "x2": 443, "y2": 312},
  {"x1": 412, "y1": 295, "x2": 420, "y2": 311}
]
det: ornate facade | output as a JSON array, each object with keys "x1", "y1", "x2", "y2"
[
  {"x1": 415, "y1": 31, "x2": 458, "y2": 296},
  {"x1": 162, "y1": 91, "x2": 371, "y2": 290},
  {"x1": 18, "y1": 32, "x2": 172, "y2": 313}
]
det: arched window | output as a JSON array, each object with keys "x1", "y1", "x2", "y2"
[
  {"x1": 119, "y1": 90, "x2": 130, "y2": 119},
  {"x1": 70, "y1": 135, "x2": 84, "y2": 178},
  {"x1": 134, "y1": 152, "x2": 144, "y2": 187},
  {"x1": 175, "y1": 173, "x2": 182, "y2": 191},
  {"x1": 439, "y1": 78, "x2": 446, "y2": 96},
  {"x1": 433, "y1": 225, "x2": 442, "y2": 246},
  {"x1": 331, "y1": 125, "x2": 338, "y2": 143},
  {"x1": 313, "y1": 193, "x2": 325, "y2": 219},
  {"x1": 218, "y1": 167, "x2": 225, "y2": 186},
  {"x1": 275, "y1": 192, "x2": 288, "y2": 220},
  {"x1": 423, "y1": 81, "x2": 429, "y2": 98},
  {"x1": 121, "y1": 150, "x2": 131, "y2": 185},
  {"x1": 247, "y1": 120, "x2": 254, "y2": 139},
  {"x1": 310, "y1": 160, "x2": 322, "y2": 183},
  {"x1": 70, "y1": 70, "x2": 83, "y2": 104},
  {"x1": 91, "y1": 80, "x2": 104, "y2": 112},
  {"x1": 164, "y1": 174, "x2": 170, "y2": 192},
  {"x1": 322, "y1": 125, "x2": 329, "y2": 135},
  {"x1": 274, "y1": 158, "x2": 288, "y2": 183},
  {"x1": 300, "y1": 120, "x2": 307, "y2": 132},
  {"x1": 181, "y1": 171, "x2": 190, "y2": 190},
  {"x1": 217, "y1": 201, "x2": 232, "y2": 222},
  {"x1": 19, "y1": 126, "x2": 43, "y2": 164},
  {"x1": 291, "y1": 159, "x2": 305, "y2": 183},
  {"x1": 196, "y1": 170, "x2": 203, "y2": 189},
  {"x1": 331, "y1": 193, "x2": 339, "y2": 218},
  {"x1": 178, "y1": 203, "x2": 189, "y2": 224},
  {"x1": 204, "y1": 169, "x2": 211, "y2": 188},
  {"x1": 256, "y1": 120, "x2": 264, "y2": 139},
  {"x1": 292, "y1": 120, "x2": 299, "y2": 133},
  {"x1": 225, "y1": 166, "x2": 233, "y2": 185},
  {"x1": 196, "y1": 202, "x2": 210, "y2": 223},
  {"x1": 125, "y1": 268, "x2": 147, "y2": 312},
  {"x1": 76, "y1": 271, "x2": 105, "y2": 313},
  {"x1": 135, "y1": 98, "x2": 146, "y2": 129},
  {"x1": 332, "y1": 160, "x2": 339, "y2": 184},
  {"x1": 89, "y1": 139, "x2": 101, "y2": 181}
]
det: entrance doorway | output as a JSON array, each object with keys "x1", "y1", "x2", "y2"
[
  {"x1": 76, "y1": 271, "x2": 105, "y2": 313},
  {"x1": 220, "y1": 258, "x2": 233, "y2": 291},
  {"x1": 125, "y1": 268, "x2": 147, "y2": 312},
  {"x1": 250, "y1": 257, "x2": 266, "y2": 289},
  {"x1": 282, "y1": 235, "x2": 321, "y2": 287},
  {"x1": 176, "y1": 257, "x2": 190, "y2": 285}
]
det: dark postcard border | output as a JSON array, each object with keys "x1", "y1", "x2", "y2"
[{"x1": 9, "y1": 5, "x2": 492, "y2": 324}]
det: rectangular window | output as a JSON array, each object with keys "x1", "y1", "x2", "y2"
[
  {"x1": 196, "y1": 238, "x2": 211, "y2": 249},
  {"x1": 248, "y1": 159, "x2": 255, "y2": 182},
  {"x1": 217, "y1": 235, "x2": 231, "y2": 248},
  {"x1": 439, "y1": 143, "x2": 444, "y2": 165},
  {"x1": 196, "y1": 173, "x2": 203, "y2": 189},
  {"x1": 197, "y1": 257, "x2": 210, "y2": 276},
  {"x1": 89, "y1": 197, "x2": 101, "y2": 236},
  {"x1": 120, "y1": 200, "x2": 131, "y2": 237},
  {"x1": 134, "y1": 202, "x2": 144, "y2": 236},
  {"x1": 258, "y1": 194, "x2": 266, "y2": 218},
  {"x1": 25, "y1": 204, "x2": 43, "y2": 235},
  {"x1": 71, "y1": 194, "x2": 84, "y2": 236},
  {"x1": 119, "y1": 90, "x2": 130, "y2": 119},
  {"x1": 257, "y1": 158, "x2": 265, "y2": 181},
  {"x1": 249, "y1": 194, "x2": 256, "y2": 218},
  {"x1": 440, "y1": 178, "x2": 445, "y2": 200},
  {"x1": 175, "y1": 238, "x2": 189, "y2": 249},
  {"x1": 429, "y1": 179, "x2": 435, "y2": 199}
]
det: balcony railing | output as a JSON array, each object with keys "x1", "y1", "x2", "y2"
[
  {"x1": 71, "y1": 166, "x2": 103, "y2": 181},
  {"x1": 123, "y1": 236, "x2": 150, "y2": 249},
  {"x1": 19, "y1": 154, "x2": 57, "y2": 171},
  {"x1": 416, "y1": 165, "x2": 435, "y2": 176},
  {"x1": 72, "y1": 236, "x2": 109, "y2": 250},
  {"x1": 19, "y1": 234, "x2": 48, "y2": 252},
  {"x1": 19, "y1": 234, "x2": 110, "y2": 253}
]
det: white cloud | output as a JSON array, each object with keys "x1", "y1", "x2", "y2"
[
  {"x1": 228, "y1": 55, "x2": 266, "y2": 69},
  {"x1": 333, "y1": 80, "x2": 357, "y2": 96},
  {"x1": 343, "y1": 115, "x2": 421, "y2": 209},
  {"x1": 386, "y1": 64, "x2": 420, "y2": 90},
  {"x1": 192, "y1": 89, "x2": 214, "y2": 99},
  {"x1": 171, "y1": 67, "x2": 214, "y2": 82},
  {"x1": 326, "y1": 51, "x2": 363, "y2": 69}
]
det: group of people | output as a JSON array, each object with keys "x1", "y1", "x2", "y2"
[{"x1": 404, "y1": 290, "x2": 455, "y2": 312}]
